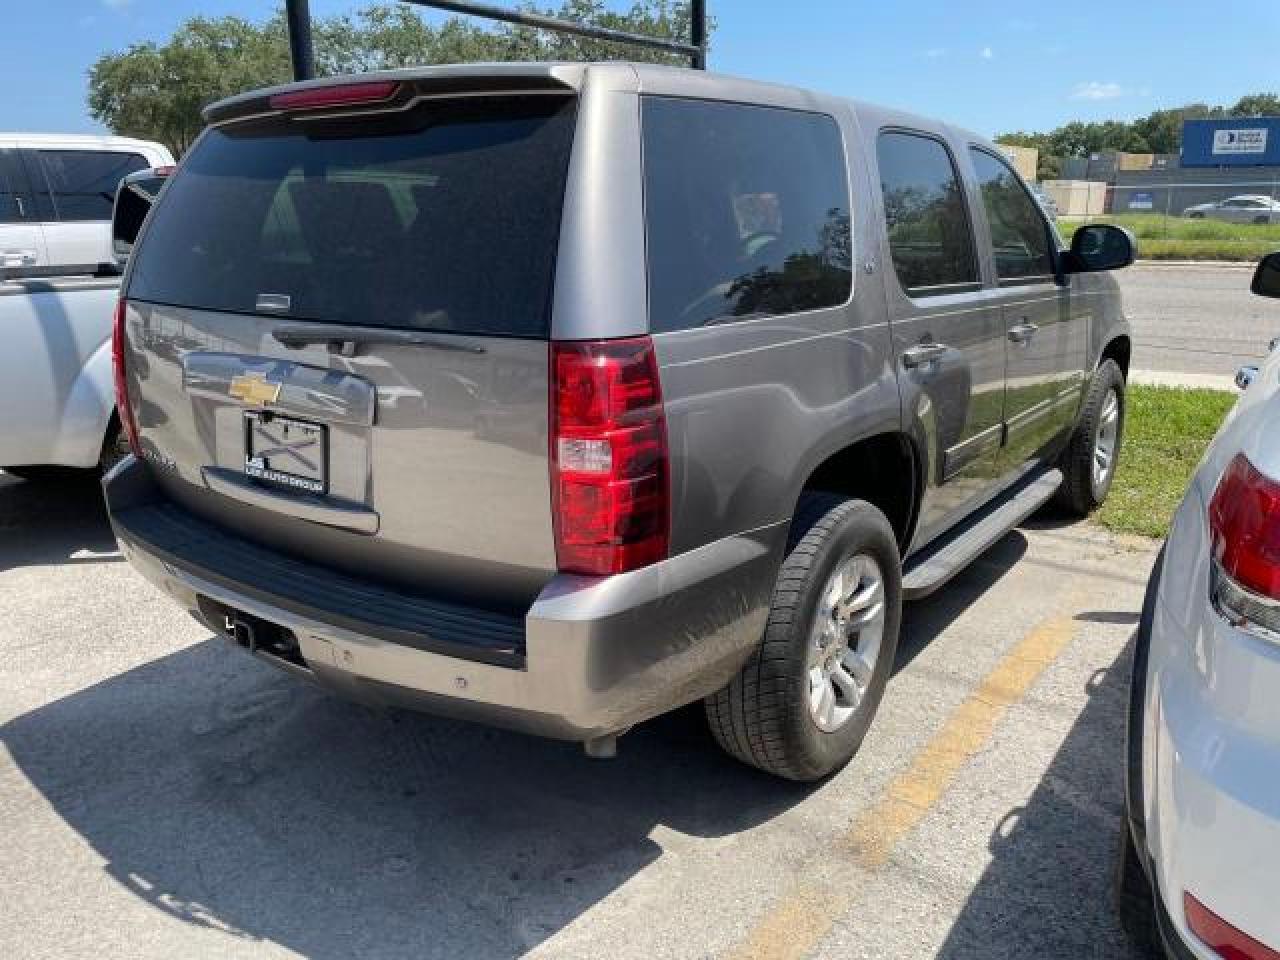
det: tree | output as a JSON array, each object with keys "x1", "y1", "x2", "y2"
[
  {"x1": 1230, "y1": 93, "x2": 1280, "y2": 118},
  {"x1": 89, "y1": 2, "x2": 709, "y2": 155},
  {"x1": 997, "y1": 94, "x2": 1278, "y2": 171}
]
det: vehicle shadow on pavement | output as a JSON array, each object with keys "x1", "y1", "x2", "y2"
[
  {"x1": 0, "y1": 637, "x2": 811, "y2": 959},
  {"x1": 0, "y1": 505, "x2": 1049, "y2": 958},
  {"x1": 0, "y1": 472, "x2": 119, "y2": 571},
  {"x1": 895, "y1": 530, "x2": 1030, "y2": 674},
  {"x1": 934, "y1": 633, "x2": 1158, "y2": 960}
]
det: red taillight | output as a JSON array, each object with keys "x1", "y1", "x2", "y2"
[
  {"x1": 269, "y1": 81, "x2": 400, "y2": 112},
  {"x1": 1209, "y1": 453, "x2": 1280, "y2": 599},
  {"x1": 111, "y1": 299, "x2": 141, "y2": 457},
  {"x1": 550, "y1": 337, "x2": 669, "y2": 576},
  {"x1": 1185, "y1": 892, "x2": 1280, "y2": 960}
]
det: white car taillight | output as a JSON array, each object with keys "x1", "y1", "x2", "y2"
[{"x1": 1209, "y1": 453, "x2": 1280, "y2": 640}]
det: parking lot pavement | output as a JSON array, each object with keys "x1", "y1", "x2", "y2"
[
  {"x1": 1118, "y1": 262, "x2": 1276, "y2": 380},
  {"x1": 0, "y1": 472, "x2": 1160, "y2": 960}
]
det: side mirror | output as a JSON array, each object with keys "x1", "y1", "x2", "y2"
[
  {"x1": 1064, "y1": 224, "x2": 1136, "y2": 274},
  {"x1": 1252, "y1": 252, "x2": 1280, "y2": 299},
  {"x1": 111, "y1": 165, "x2": 172, "y2": 266}
]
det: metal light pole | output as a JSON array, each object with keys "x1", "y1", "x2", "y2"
[
  {"x1": 281, "y1": 0, "x2": 708, "y2": 81},
  {"x1": 285, "y1": 0, "x2": 315, "y2": 81},
  {"x1": 691, "y1": 0, "x2": 707, "y2": 69}
]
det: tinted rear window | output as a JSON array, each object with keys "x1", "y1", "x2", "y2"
[
  {"x1": 642, "y1": 98, "x2": 852, "y2": 332},
  {"x1": 36, "y1": 150, "x2": 149, "y2": 222},
  {"x1": 128, "y1": 96, "x2": 576, "y2": 337}
]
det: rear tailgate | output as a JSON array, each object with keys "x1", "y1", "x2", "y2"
[{"x1": 121, "y1": 91, "x2": 577, "y2": 612}]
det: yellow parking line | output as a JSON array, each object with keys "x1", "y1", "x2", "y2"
[{"x1": 725, "y1": 612, "x2": 1078, "y2": 960}]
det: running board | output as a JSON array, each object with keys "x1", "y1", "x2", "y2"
[{"x1": 902, "y1": 468, "x2": 1063, "y2": 600}]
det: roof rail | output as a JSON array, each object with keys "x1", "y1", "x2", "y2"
[{"x1": 284, "y1": 0, "x2": 707, "y2": 82}]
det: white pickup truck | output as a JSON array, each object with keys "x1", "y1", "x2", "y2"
[
  {"x1": 0, "y1": 167, "x2": 168, "y2": 478},
  {"x1": 0, "y1": 269, "x2": 123, "y2": 476}
]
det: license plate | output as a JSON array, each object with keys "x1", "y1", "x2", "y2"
[{"x1": 243, "y1": 412, "x2": 327, "y2": 495}]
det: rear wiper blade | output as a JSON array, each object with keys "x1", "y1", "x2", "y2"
[{"x1": 271, "y1": 323, "x2": 486, "y2": 356}]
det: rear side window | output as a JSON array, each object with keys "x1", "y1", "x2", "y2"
[
  {"x1": 876, "y1": 132, "x2": 979, "y2": 297},
  {"x1": 128, "y1": 97, "x2": 576, "y2": 337},
  {"x1": 36, "y1": 150, "x2": 148, "y2": 221},
  {"x1": 642, "y1": 98, "x2": 852, "y2": 332},
  {"x1": 969, "y1": 148, "x2": 1055, "y2": 284}
]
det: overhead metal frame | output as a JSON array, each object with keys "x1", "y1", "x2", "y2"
[{"x1": 283, "y1": 0, "x2": 707, "y2": 82}]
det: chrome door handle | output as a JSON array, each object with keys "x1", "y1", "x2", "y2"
[
  {"x1": 902, "y1": 343, "x2": 949, "y2": 369},
  {"x1": 1007, "y1": 322, "x2": 1039, "y2": 344}
]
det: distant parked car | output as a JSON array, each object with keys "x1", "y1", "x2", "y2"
[
  {"x1": 0, "y1": 133, "x2": 172, "y2": 271},
  {"x1": 1121, "y1": 251, "x2": 1280, "y2": 958},
  {"x1": 1182, "y1": 195, "x2": 1280, "y2": 224}
]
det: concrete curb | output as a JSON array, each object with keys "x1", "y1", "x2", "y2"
[
  {"x1": 1133, "y1": 259, "x2": 1258, "y2": 269},
  {"x1": 1130, "y1": 369, "x2": 1238, "y2": 391}
]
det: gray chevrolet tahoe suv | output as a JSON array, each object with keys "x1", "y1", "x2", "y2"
[{"x1": 105, "y1": 63, "x2": 1134, "y2": 781}]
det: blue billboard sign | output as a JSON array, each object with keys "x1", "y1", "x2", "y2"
[{"x1": 1182, "y1": 118, "x2": 1280, "y2": 167}]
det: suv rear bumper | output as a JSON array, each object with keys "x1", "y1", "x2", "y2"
[{"x1": 106, "y1": 457, "x2": 785, "y2": 741}]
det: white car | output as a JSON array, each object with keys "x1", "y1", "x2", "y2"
[
  {"x1": 1182, "y1": 195, "x2": 1280, "y2": 225},
  {"x1": 1122, "y1": 251, "x2": 1280, "y2": 959},
  {"x1": 0, "y1": 133, "x2": 172, "y2": 270},
  {"x1": 0, "y1": 167, "x2": 170, "y2": 478}
]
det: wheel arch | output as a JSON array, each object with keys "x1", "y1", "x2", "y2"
[
  {"x1": 792, "y1": 431, "x2": 922, "y2": 553},
  {"x1": 1100, "y1": 333, "x2": 1132, "y2": 379}
]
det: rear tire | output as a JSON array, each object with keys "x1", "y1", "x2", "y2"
[
  {"x1": 1056, "y1": 358, "x2": 1125, "y2": 516},
  {"x1": 97, "y1": 420, "x2": 130, "y2": 476},
  {"x1": 3, "y1": 421, "x2": 128, "y2": 483},
  {"x1": 706, "y1": 494, "x2": 902, "y2": 781},
  {"x1": 1115, "y1": 823, "x2": 1159, "y2": 954}
]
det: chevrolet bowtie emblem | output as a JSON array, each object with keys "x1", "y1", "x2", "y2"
[{"x1": 229, "y1": 373, "x2": 282, "y2": 406}]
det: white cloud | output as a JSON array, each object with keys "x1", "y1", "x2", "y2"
[
  {"x1": 1070, "y1": 81, "x2": 1126, "y2": 101},
  {"x1": 980, "y1": 46, "x2": 994, "y2": 60},
  {"x1": 923, "y1": 47, "x2": 947, "y2": 59}
]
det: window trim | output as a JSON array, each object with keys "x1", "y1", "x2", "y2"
[
  {"x1": 967, "y1": 145, "x2": 1060, "y2": 289},
  {"x1": 876, "y1": 126, "x2": 983, "y2": 301},
  {"x1": 639, "y1": 94, "x2": 857, "y2": 333}
]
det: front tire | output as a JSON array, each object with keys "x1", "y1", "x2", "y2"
[
  {"x1": 706, "y1": 494, "x2": 903, "y2": 781},
  {"x1": 1056, "y1": 358, "x2": 1125, "y2": 516}
]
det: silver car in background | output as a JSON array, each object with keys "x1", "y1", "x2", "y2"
[{"x1": 1182, "y1": 195, "x2": 1280, "y2": 224}]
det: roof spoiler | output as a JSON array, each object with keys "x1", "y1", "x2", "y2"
[{"x1": 283, "y1": 0, "x2": 708, "y2": 79}]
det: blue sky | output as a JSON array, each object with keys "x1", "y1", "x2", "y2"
[{"x1": 6, "y1": 0, "x2": 1279, "y2": 138}]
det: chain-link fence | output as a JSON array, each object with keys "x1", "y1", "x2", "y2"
[{"x1": 1046, "y1": 176, "x2": 1280, "y2": 260}]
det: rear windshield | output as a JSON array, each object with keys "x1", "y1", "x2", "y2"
[{"x1": 127, "y1": 96, "x2": 576, "y2": 337}]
